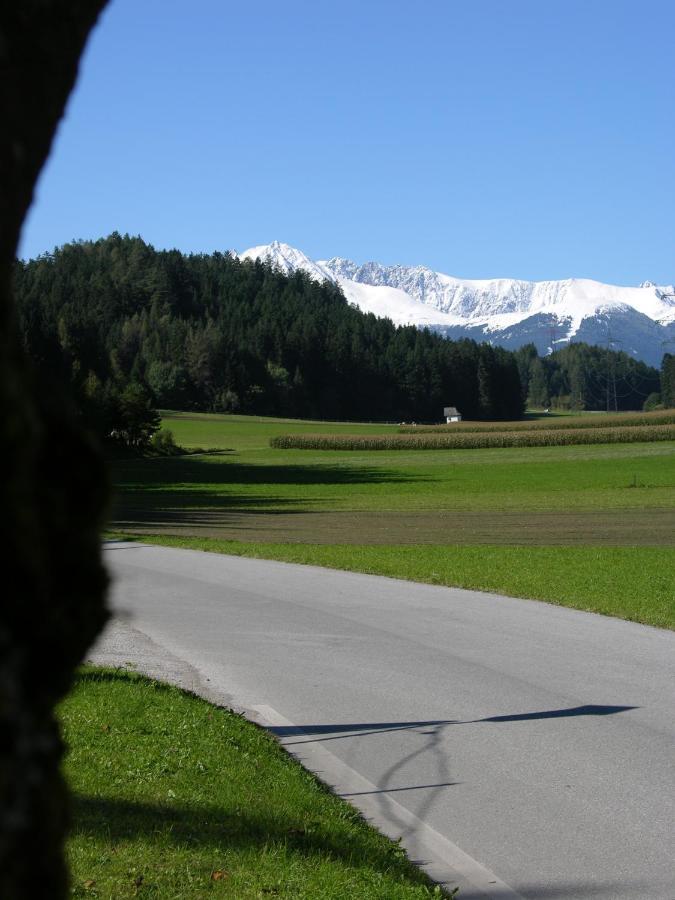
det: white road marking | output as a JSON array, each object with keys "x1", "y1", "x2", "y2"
[{"x1": 252, "y1": 703, "x2": 526, "y2": 900}]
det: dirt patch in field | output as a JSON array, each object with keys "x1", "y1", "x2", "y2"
[{"x1": 110, "y1": 506, "x2": 675, "y2": 547}]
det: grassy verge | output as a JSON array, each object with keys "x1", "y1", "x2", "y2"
[
  {"x1": 105, "y1": 536, "x2": 675, "y2": 630},
  {"x1": 61, "y1": 668, "x2": 449, "y2": 899}
]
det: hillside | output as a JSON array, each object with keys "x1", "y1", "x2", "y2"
[{"x1": 13, "y1": 234, "x2": 525, "y2": 443}]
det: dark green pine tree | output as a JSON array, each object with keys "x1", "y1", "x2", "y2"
[
  {"x1": 661, "y1": 353, "x2": 675, "y2": 407},
  {"x1": 527, "y1": 356, "x2": 550, "y2": 408}
]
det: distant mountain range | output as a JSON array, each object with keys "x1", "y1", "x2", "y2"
[{"x1": 238, "y1": 241, "x2": 675, "y2": 367}]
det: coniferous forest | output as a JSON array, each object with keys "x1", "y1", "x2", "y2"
[
  {"x1": 14, "y1": 234, "x2": 524, "y2": 436},
  {"x1": 514, "y1": 341, "x2": 662, "y2": 413},
  {"x1": 13, "y1": 233, "x2": 666, "y2": 448}
]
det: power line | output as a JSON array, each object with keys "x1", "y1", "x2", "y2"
[{"x1": 604, "y1": 331, "x2": 622, "y2": 412}]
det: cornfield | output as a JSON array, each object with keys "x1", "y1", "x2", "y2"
[
  {"x1": 398, "y1": 410, "x2": 675, "y2": 434},
  {"x1": 270, "y1": 423, "x2": 675, "y2": 451}
]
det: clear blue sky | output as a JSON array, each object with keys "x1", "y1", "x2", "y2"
[{"x1": 19, "y1": 0, "x2": 675, "y2": 284}]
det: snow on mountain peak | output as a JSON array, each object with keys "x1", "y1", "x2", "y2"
[
  {"x1": 241, "y1": 242, "x2": 463, "y2": 328},
  {"x1": 239, "y1": 242, "x2": 675, "y2": 365},
  {"x1": 239, "y1": 241, "x2": 333, "y2": 283}
]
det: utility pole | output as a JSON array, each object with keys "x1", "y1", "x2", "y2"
[
  {"x1": 605, "y1": 331, "x2": 622, "y2": 412},
  {"x1": 661, "y1": 339, "x2": 675, "y2": 408}
]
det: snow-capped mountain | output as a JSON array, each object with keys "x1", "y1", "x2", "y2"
[
  {"x1": 239, "y1": 242, "x2": 463, "y2": 328},
  {"x1": 238, "y1": 241, "x2": 675, "y2": 366},
  {"x1": 240, "y1": 242, "x2": 334, "y2": 285}
]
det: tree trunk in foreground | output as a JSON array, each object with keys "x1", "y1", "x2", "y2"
[{"x1": 0, "y1": 4, "x2": 110, "y2": 896}]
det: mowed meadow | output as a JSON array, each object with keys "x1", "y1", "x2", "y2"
[{"x1": 109, "y1": 411, "x2": 675, "y2": 629}]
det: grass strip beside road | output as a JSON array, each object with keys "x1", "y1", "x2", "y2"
[
  {"x1": 62, "y1": 668, "x2": 449, "y2": 899},
  {"x1": 105, "y1": 536, "x2": 675, "y2": 630}
]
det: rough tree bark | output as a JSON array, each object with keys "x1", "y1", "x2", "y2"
[{"x1": 1, "y1": 4, "x2": 110, "y2": 896}]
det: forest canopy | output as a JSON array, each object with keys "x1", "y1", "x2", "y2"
[
  {"x1": 14, "y1": 234, "x2": 524, "y2": 434},
  {"x1": 514, "y1": 341, "x2": 662, "y2": 413}
]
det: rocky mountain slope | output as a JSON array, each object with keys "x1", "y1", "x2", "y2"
[{"x1": 239, "y1": 242, "x2": 675, "y2": 366}]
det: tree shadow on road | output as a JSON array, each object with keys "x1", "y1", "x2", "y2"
[
  {"x1": 271, "y1": 704, "x2": 638, "y2": 867},
  {"x1": 270, "y1": 705, "x2": 638, "y2": 745}
]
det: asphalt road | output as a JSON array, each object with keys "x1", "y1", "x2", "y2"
[{"x1": 95, "y1": 542, "x2": 675, "y2": 900}]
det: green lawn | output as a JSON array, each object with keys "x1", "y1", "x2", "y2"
[
  {"x1": 61, "y1": 668, "x2": 448, "y2": 899},
  {"x1": 114, "y1": 443, "x2": 675, "y2": 513},
  {"x1": 107, "y1": 411, "x2": 675, "y2": 628},
  {"x1": 159, "y1": 411, "x2": 398, "y2": 452}
]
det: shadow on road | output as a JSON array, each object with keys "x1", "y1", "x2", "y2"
[
  {"x1": 455, "y1": 882, "x2": 649, "y2": 899},
  {"x1": 270, "y1": 705, "x2": 637, "y2": 745},
  {"x1": 479, "y1": 704, "x2": 637, "y2": 723},
  {"x1": 341, "y1": 781, "x2": 460, "y2": 797},
  {"x1": 271, "y1": 704, "x2": 638, "y2": 860}
]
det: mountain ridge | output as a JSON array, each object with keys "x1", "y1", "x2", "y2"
[{"x1": 238, "y1": 241, "x2": 675, "y2": 366}]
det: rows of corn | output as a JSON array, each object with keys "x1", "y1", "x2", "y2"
[
  {"x1": 397, "y1": 410, "x2": 675, "y2": 434},
  {"x1": 270, "y1": 423, "x2": 675, "y2": 451}
]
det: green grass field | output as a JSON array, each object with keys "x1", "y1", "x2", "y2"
[
  {"x1": 108, "y1": 410, "x2": 675, "y2": 628},
  {"x1": 62, "y1": 668, "x2": 448, "y2": 899},
  {"x1": 159, "y1": 411, "x2": 398, "y2": 452}
]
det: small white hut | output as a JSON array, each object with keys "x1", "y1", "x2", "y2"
[{"x1": 443, "y1": 406, "x2": 462, "y2": 423}]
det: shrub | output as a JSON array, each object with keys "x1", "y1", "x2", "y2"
[
  {"x1": 149, "y1": 427, "x2": 181, "y2": 456},
  {"x1": 643, "y1": 393, "x2": 663, "y2": 412},
  {"x1": 114, "y1": 384, "x2": 162, "y2": 449}
]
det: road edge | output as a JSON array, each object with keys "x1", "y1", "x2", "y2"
[{"x1": 87, "y1": 616, "x2": 525, "y2": 899}]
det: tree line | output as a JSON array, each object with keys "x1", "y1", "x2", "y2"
[
  {"x1": 514, "y1": 341, "x2": 664, "y2": 412},
  {"x1": 14, "y1": 233, "x2": 525, "y2": 444},
  {"x1": 14, "y1": 234, "x2": 671, "y2": 448}
]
